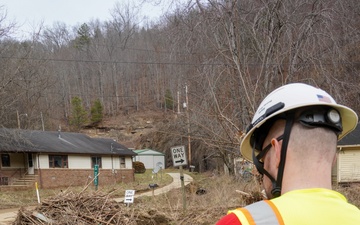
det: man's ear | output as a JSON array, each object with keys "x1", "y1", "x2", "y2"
[{"x1": 271, "y1": 138, "x2": 282, "y2": 168}]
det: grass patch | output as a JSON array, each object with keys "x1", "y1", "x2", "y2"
[{"x1": 0, "y1": 169, "x2": 173, "y2": 209}]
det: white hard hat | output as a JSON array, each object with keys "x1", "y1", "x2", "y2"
[{"x1": 240, "y1": 83, "x2": 358, "y2": 162}]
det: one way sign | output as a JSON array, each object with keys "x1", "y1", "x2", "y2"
[{"x1": 171, "y1": 145, "x2": 188, "y2": 167}]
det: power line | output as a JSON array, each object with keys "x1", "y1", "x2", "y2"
[
  {"x1": 2, "y1": 54, "x2": 360, "y2": 67},
  {"x1": 8, "y1": 28, "x2": 205, "y2": 55},
  {"x1": 0, "y1": 55, "x2": 223, "y2": 66},
  {"x1": 44, "y1": 91, "x2": 137, "y2": 99}
]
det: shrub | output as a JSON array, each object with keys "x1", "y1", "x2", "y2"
[
  {"x1": 164, "y1": 89, "x2": 174, "y2": 110},
  {"x1": 133, "y1": 161, "x2": 146, "y2": 173},
  {"x1": 90, "y1": 99, "x2": 103, "y2": 125},
  {"x1": 70, "y1": 96, "x2": 88, "y2": 130}
]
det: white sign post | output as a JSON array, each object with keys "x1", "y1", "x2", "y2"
[
  {"x1": 171, "y1": 145, "x2": 188, "y2": 167},
  {"x1": 124, "y1": 190, "x2": 135, "y2": 206},
  {"x1": 170, "y1": 145, "x2": 187, "y2": 211}
]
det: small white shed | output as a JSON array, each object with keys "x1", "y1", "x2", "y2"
[
  {"x1": 335, "y1": 123, "x2": 360, "y2": 183},
  {"x1": 336, "y1": 148, "x2": 360, "y2": 183},
  {"x1": 133, "y1": 149, "x2": 165, "y2": 169}
]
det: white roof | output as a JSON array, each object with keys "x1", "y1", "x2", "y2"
[{"x1": 133, "y1": 149, "x2": 165, "y2": 156}]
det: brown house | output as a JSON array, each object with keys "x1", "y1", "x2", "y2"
[{"x1": 0, "y1": 128, "x2": 137, "y2": 189}]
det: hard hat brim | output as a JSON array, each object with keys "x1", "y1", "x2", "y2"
[{"x1": 240, "y1": 102, "x2": 358, "y2": 162}]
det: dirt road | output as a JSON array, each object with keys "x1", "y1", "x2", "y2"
[{"x1": 0, "y1": 173, "x2": 193, "y2": 224}]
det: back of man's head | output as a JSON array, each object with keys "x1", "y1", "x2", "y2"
[{"x1": 289, "y1": 122, "x2": 338, "y2": 163}]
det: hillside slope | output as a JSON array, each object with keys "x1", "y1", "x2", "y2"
[{"x1": 82, "y1": 109, "x2": 172, "y2": 150}]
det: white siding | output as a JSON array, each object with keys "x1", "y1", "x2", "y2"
[
  {"x1": 338, "y1": 150, "x2": 360, "y2": 182},
  {"x1": 9, "y1": 153, "x2": 25, "y2": 168},
  {"x1": 114, "y1": 156, "x2": 121, "y2": 169},
  {"x1": 136, "y1": 155, "x2": 152, "y2": 169},
  {"x1": 100, "y1": 156, "x2": 132, "y2": 169},
  {"x1": 153, "y1": 156, "x2": 164, "y2": 169},
  {"x1": 34, "y1": 154, "x2": 133, "y2": 170},
  {"x1": 38, "y1": 154, "x2": 49, "y2": 169},
  {"x1": 125, "y1": 157, "x2": 132, "y2": 169},
  {"x1": 135, "y1": 155, "x2": 164, "y2": 169},
  {"x1": 68, "y1": 155, "x2": 91, "y2": 169},
  {"x1": 102, "y1": 156, "x2": 114, "y2": 169}
]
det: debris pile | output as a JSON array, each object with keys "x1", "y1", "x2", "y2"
[
  {"x1": 13, "y1": 190, "x2": 170, "y2": 225},
  {"x1": 236, "y1": 190, "x2": 266, "y2": 204}
]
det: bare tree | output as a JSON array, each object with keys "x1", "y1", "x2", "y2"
[
  {"x1": 153, "y1": 0, "x2": 360, "y2": 173},
  {"x1": 0, "y1": 0, "x2": 359, "y2": 174}
]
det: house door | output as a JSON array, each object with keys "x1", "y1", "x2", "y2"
[{"x1": 27, "y1": 153, "x2": 34, "y2": 175}]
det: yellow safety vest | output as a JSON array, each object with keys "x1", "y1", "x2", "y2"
[
  {"x1": 230, "y1": 200, "x2": 283, "y2": 225},
  {"x1": 229, "y1": 188, "x2": 360, "y2": 225}
]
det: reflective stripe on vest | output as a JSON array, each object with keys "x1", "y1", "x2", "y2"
[{"x1": 229, "y1": 200, "x2": 284, "y2": 225}]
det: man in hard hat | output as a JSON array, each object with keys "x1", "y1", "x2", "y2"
[{"x1": 216, "y1": 83, "x2": 360, "y2": 224}]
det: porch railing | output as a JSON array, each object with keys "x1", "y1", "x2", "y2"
[{"x1": 0, "y1": 168, "x2": 25, "y2": 185}]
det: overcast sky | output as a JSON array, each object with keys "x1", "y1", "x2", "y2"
[{"x1": 0, "y1": 0, "x2": 169, "y2": 39}]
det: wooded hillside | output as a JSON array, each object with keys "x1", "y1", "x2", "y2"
[{"x1": 1, "y1": 0, "x2": 360, "y2": 173}]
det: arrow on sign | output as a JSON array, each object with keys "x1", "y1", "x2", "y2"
[
  {"x1": 171, "y1": 145, "x2": 187, "y2": 167},
  {"x1": 175, "y1": 159, "x2": 185, "y2": 164}
]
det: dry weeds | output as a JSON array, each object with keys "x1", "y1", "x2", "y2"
[
  {"x1": 335, "y1": 183, "x2": 360, "y2": 208},
  {"x1": 12, "y1": 172, "x2": 264, "y2": 224},
  {"x1": 8, "y1": 171, "x2": 360, "y2": 224}
]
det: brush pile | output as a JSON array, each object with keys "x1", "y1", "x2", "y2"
[{"x1": 13, "y1": 190, "x2": 170, "y2": 225}]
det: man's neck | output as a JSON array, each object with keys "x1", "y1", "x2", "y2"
[{"x1": 281, "y1": 163, "x2": 332, "y2": 194}]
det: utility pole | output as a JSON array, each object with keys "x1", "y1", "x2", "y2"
[
  {"x1": 185, "y1": 84, "x2": 192, "y2": 170},
  {"x1": 16, "y1": 110, "x2": 20, "y2": 129},
  {"x1": 17, "y1": 110, "x2": 28, "y2": 129},
  {"x1": 40, "y1": 112, "x2": 45, "y2": 131},
  {"x1": 177, "y1": 91, "x2": 180, "y2": 114}
]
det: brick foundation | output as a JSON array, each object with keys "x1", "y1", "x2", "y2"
[
  {"x1": 0, "y1": 168, "x2": 26, "y2": 185},
  {"x1": 37, "y1": 168, "x2": 135, "y2": 189}
]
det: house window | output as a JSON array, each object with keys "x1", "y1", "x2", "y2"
[
  {"x1": 120, "y1": 157, "x2": 126, "y2": 168},
  {"x1": 91, "y1": 156, "x2": 102, "y2": 168},
  {"x1": 1, "y1": 154, "x2": 10, "y2": 167},
  {"x1": 49, "y1": 155, "x2": 68, "y2": 168},
  {"x1": 0, "y1": 177, "x2": 8, "y2": 185}
]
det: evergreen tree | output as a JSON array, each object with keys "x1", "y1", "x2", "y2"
[
  {"x1": 90, "y1": 99, "x2": 103, "y2": 125},
  {"x1": 164, "y1": 89, "x2": 174, "y2": 110},
  {"x1": 74, "y1": 23, "x2": 91, "y2": 50},
  {"x1": 70, "y1": 96, "x2": 88, "y2": 130}
]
